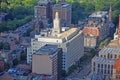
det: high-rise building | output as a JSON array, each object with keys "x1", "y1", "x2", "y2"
[
  {"x1": 52, "y1": 0, "x2": 71, "y2": 27},
  {"x1": 34, "y1": 0, "x2": 52, "y2": 27},
  {"x1": 32, "y1": 45, "x2": 62, "y2": 80},
  {"x1": 27, "y1": 12, "x2": 84, "y2": 72}
]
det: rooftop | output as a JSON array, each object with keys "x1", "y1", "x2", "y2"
[
  {"x1": 92, "y1": 56, "x2": 115, "y2": 64},
  {"x1": 59, "y1": 28, "x2": 78, "y2": 38},
  {"x1": 35, "y1": 44, "x2": 58, "y2": 55},
  {"x1": 62, "y1": 4, "x2": 71, "y2": 7},
  {"x1": 99, "y1": 47, "x2": 120, "y2": 55},
  {"x1": 89, "y1": 11, "x2": 108, "y2": 18}
]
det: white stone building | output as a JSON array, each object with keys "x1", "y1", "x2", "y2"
[{"x1": 27, "y1": 12, "x2": 84, "y2": 71}]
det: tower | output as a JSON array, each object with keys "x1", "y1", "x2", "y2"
[
  {"x1": 108, "y1": 5, "x2": 112, "y2": 22},
  {"x1": 118, "y1": 15, "x2": 120, "y2": 40},
  {"x1": 52, "y1": 12, "x2": 61, "y2": 36},
  {"x1": 52, "y1": 1, "x2": 71, "y2": 27}
]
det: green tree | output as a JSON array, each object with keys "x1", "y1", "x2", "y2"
[
  {"x1": 13, "y1": 58, "x2": 19, "y2": 66},
  {"x1": 20, "y1": 53, "x2": 27, "y2": 60},
  {"x1": 5, "y1": 63, "x2": 10, "y2": 70}
]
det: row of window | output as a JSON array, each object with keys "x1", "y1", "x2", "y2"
[
  {"x1": 100, "y1": 54, "x2": 120, "y2": 59},
  {"x1": 97, "y1": 69, "x2": 113, "y2": 74},
  {"x1": 93, "y1": 62, "x2": 113, "y2": 70}
]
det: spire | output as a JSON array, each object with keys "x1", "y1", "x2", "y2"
[
  {"x1": 52, "y1": 11, "x2": 61, "y2": 35},
  {"x1": 118, "y1": 15, "x2": 120, "y2": 39},
  {"x1": 55, "y1": 11, "x2": 59, "y2": 19},
  {"x1": 109, "y1": 5, "x2": 112, "y2": 22}
]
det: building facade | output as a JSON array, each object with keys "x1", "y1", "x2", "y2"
[
  {"x1": 34, "y1": 0, "x2": 52, "y2": 27},
  {"x1": 32, "y1": 45, "x2": 62, "y2": 80},
  {"x1": 91, "y1": 15, "x2": 120, "y2": 80}
]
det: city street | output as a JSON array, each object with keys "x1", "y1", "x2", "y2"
[{"x1": 68, "y1": 60, "x2": 91, "y2": 79}]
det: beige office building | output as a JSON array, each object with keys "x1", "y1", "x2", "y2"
[{"x1": 32, "y1": 45, "x2": 62, "y2": 80}]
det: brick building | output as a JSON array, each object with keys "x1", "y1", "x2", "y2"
[
  {"x1": 84, "y1": 10, "x2": 114, "y2": 48},
  {"x1": 34, "y1": 0, "x2": 52, "y2": 28}
]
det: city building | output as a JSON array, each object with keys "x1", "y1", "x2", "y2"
[
  {"x1": 84, "y1": 9, "x2": 114, "y2": 48},
  {"x1": 32, "y1": 44, "x2": 62, "y2": 80},
  {"x1": 91, "y1": 15, "x2": 120, "y2": 80},
  {"x1": 34, "y1": 0, "x2": 52, "y2": 28},
  {"x1": 113, "y1": 58, "x2": 120, "y2": 80},
  {"x1": 27, "y1": 12, "x2": 84, "y2": 71},
  {"x1": 52, "y1": 0, "x2": 71, "y2": 27}
]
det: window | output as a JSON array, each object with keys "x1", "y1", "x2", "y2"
[
  {"x1": 93, "y1": 62, "x2": 95, "y2": 66},
  {"x1": 104, "y1": 69, "x2": 106, "y2": 74},
  {"x1": 110, "y1": 54, "x2": 112, "y2": 59},
  {"x1": 108, "y1": 64, "x2": 110, "y2": 69},
  {"x1": 105, "y1": 64, "x2": 107, "y2": 69},
  {"x1": 104, "y1": 55, "x2": 106, "y2": 58},
  {"x1": 101, "y1": 64, "x2": 103, "y2": 68},
  {"x1": 115, "y1": 55, "x2": 117, "y2": 58},
  {"x1": 98, "y1": 64, "x2": 100, "y2": 68},
  {"x1": 93, "y1": 67, "x2": 95, "y2": 72}
]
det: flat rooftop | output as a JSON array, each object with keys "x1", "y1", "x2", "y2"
[
  {"x1": 59, "y1": 28, "x2": 78, "y2": 38},
  {"x1": 35, "y1": 44, "x2": 59, "y2": 55},
  {"x1": 44, "y1": 28, "x2": 80, "y2": 39}
]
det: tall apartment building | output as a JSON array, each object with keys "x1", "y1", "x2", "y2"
[
  {"x1": 84, "y1": 9, "x2": 114, "y2": 48},
  {"x1": 32, "y1": 45, "x2": 62, "y2": 80},
  {"x1": 52, "y1": 0, "x2": 71, "y2": 27},
  {"x1": 27, "y1": 12, "x2": 84, "y2": 71},
  {"x1": 91, "y1": 15, "x2": 120, "y2": 80},
  {"x1": 34, "y1": 0, "x2": 52, "y2": 27}
]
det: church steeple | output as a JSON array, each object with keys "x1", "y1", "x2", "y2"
[
  {"x1": 118, "y1": 15, "x2": 120, "y2": 40},
  {"x1": 108, "y1": 5, "x2": 112, "y2": 22},
  {"x1": 53, "y1": 12, "x2": 61, "y2": 34}
]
